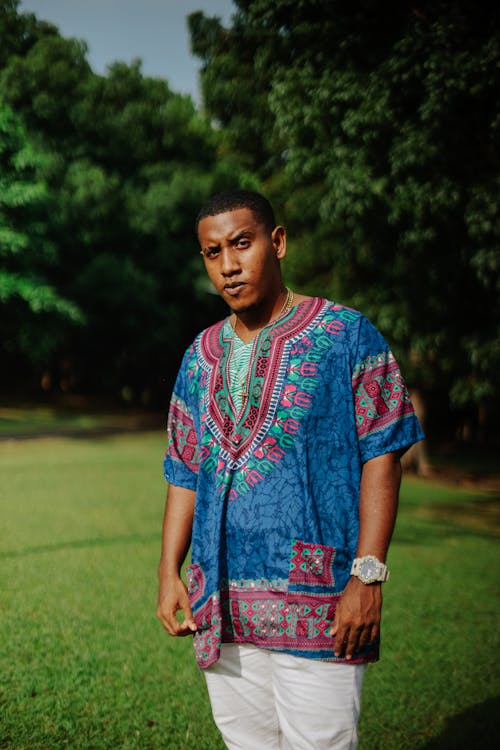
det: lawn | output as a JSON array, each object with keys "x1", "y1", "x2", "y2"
[
  {"x1": 0, "y1": 404, "x2": 160, "y2": 437},
  {"x1": 0, "y1": 432, "x2": 498, "y2": 749}
]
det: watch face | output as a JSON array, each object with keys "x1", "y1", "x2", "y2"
[{"x1": 360, "y1": 558, "x2": 379, "y2": 579}]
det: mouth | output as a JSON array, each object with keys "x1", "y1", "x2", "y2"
[{"x1": 223, "y1": 282, "x2": 246, "y2": 297}]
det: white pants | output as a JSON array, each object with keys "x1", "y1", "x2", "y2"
[{"x1": 204, "y1": 644, "x2": 366, "y2": 750}]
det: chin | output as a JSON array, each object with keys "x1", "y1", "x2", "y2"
[
  {"x1": 229, "y1": 300, "x2": 257, "y2": 315},
  {"x1": 223, "y1": 293, "x2": 253, "y2": 312}
]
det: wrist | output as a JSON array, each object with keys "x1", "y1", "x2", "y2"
[{"x1": 158, "y1": 561, "x2": 184, "y2": 579}]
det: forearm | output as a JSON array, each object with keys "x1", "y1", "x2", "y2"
[
  {"x1": 158, "y1": 484, "x2": 196, "y2": 580},
  {"x1": 157, "y1": 483, "x2": 197, "y2": 636},
  {"x1": 331, "y1": 451, "x2": 402, "y2": 657},
  {"x1": 356, "y1": 451, "x2": 402, "y2": 561}
]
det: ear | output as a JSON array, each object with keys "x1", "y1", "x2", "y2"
[{"x1": 271, "y1": 225, "x2": 287, "y2": 260}]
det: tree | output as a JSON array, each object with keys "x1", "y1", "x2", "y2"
[
  {"x1": 0, "y1": 0, "x2": 57, "y2": 68},
  {"x1": 190, "y1": 0, "x2": 500, "y2": 436},
  {"x1": 0, "y1": 0, "x2": 252, "y2": 400},
  {"x1": 0, "y1": 98, "x2": 82, "y2": 385}
]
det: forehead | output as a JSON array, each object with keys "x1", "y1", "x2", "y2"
[{"x1": 197, "y1": 208, "x2": 264, "y2": 243}]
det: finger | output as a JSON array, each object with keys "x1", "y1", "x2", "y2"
[
  {"x1": 329, "y1": 612, "x2": 340, "y2": 637},
  {"x1": 344, "y1": 627, "x2": 362, "y2": 661},
  {"x1": 179, "y1": 600, "x2": 197, "y2": 633},
  {"x1": 164, "y1": 615, "x2": 193, "y2": 637},
  {"x1": 369, "y1": 622, "x2": 380, "y2": 645},
  {"x1": 357, "y1": 629, "x2": 371, "y2": 651},
  {"x1": 353, "y1": 619, "x2": 379, "y2": 652},
  {"x1": 180, "y1": 611, "x2": 198, "y2": 634},
  {"x1": 175, "y1": 621, "x2": 198, "y2": 636},
  {"x1": 157, "y1": 605, "x2": 185, "y2": 636},
  {"x1": 160, "y1": 605, "x2": 198, "y2": 637},
  {"x1": 333, "y1": 626, "x2": 349, "y2": 657},
  {"x1": 161, "y1": 613, "x2": 181, "y2": 636}
]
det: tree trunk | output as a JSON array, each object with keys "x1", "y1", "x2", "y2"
[{"x1": 401, "y1": 389, "x2": 431, "y2": 476}]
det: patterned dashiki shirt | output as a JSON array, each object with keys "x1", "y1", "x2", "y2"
[{"x1": 164, "y1": 297, "x2": 424, "y2": 669}]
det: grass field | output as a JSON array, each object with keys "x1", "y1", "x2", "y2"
[
  {"x1": 0, "y1": 404, "x2": 160, "y2": 437},
  {"x1": 0, "y1": 432, "x2": 498, "y2": 749}
]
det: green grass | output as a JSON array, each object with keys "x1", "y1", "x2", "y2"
[
  {"x1": 0, "y1": 434, "x2": 221, "y2": 750},
  {"x1": 0, "y1": 434, "x2": 498, "y2": 749},
  {"x1": 359, "y1": 478, "x2": 500, "y2": 749},
  {"x1": 0, "y1": 404, "x2": 160, "y2": 437}
]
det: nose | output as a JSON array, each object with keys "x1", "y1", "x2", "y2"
[{"x1": 220, "y1": 245, "x2": 241, "y2": 277}]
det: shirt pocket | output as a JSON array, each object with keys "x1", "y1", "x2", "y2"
[
  {"x1": 285, "y1": 538, "x2": 339, "y2": 638},
  {"x1": 287, "y1": 538, "x2": 337, "y2": 602}
]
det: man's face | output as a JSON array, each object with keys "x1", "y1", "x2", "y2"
[{"x1": 197, "y1": 208, "x2": 286, "y2": 315}]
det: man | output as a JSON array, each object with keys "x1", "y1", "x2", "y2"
[{"x1": 157, "y1": 189, "x2": 423, "y2": 749}]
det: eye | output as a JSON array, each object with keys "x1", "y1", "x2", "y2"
[
  {"x1": 235, "y1": 238, "x2": 251, "y2": 250},
  {"x1": 204, "y1": 247, "x2": 220, "y2": 259}
]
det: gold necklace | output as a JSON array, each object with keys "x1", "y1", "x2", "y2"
[
  {"x1": 230, "y1": 288, "x2": 294, "y2": 406},
  {"x1": 231, "y1": 287, "x2": 294, "y2": 338}
]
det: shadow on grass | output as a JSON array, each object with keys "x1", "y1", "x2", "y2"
[
  {"x1": 422, "y1": 696, "x2": 500, "y2": 749},
  {"x1": 394, "y1": 496, "x2": 500, "y2": 544},
  {"x1": 0, "y1": 532, "x2": 159, "y2": 558},
  {"x1": 0, "y1": 424, "x2": 162, "y2": 441}
]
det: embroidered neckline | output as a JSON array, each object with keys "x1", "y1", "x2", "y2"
[
  {"x1": 198, "y1": 297, "x2": 327, "y2": 468},
  {"x1": 227, "y1": 324, "x2": 256, "y2": 413}
]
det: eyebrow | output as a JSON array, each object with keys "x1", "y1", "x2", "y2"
[
  {"x1": 203, "y1": 229, "x2": 255, "y2": 252},
  {"x1": 230, "y1": 230, "x2": 254, "y2": 244}
]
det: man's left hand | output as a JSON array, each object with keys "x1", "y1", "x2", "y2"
[{"x1": 330, "y1": 577, "x2": 382, "y2": 660}]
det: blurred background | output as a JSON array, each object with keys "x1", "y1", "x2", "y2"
[{"x1": 1, "y1": 0, "x2": 499, "y2": 466}]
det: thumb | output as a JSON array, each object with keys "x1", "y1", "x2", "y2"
[{"x1": 183, "y1": 604, "x2": 198, "y2": 631}]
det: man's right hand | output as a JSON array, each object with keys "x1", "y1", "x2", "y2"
[{"x1": 157, "y1": 574, "x2": 198, "y2": 637}]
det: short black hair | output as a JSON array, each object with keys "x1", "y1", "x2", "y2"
[{"x1": 195, "y1": 189, "x2": 276, "y2": 234}]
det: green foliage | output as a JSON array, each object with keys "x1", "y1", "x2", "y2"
[
  {"x1": 0, "y1": 0, "x2": 242, "y2": 398},
  {"x1": 0, "y1": 99, "x2": 83, "y2": 368},
  {"x1": 190, "y1": 0, "x2": 500, "y2": 417},
  {"x1": 3, "y1": 0, "x2": 497, "y2": 424},
  {"x1": 0, "y1": 432, "x2": 498, "y2": 749},
  {"x1": 0, "y1": 0, "x2": 57, "y2": 67}
]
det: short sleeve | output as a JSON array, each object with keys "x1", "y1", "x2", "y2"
[
  {"x1": 352, "y1": 317, "x2": 424, "y2": 463},
  {"x1": 163, "y1": 349, "x2": 200, "y2": 490}
]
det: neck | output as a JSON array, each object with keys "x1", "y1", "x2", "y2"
[{"x1": 232, "y1": 287, "x2": 293, "y2": 342}]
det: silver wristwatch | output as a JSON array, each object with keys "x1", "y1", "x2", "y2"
[{"x1": 350, "y1": 555, "x2": 390, "y2": 584}]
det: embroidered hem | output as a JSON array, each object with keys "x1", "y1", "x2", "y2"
[{"x1": 187, "y1": 563, "x2": 379, "y2": 670}]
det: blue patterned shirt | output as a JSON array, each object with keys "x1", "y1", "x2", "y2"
[{"x1": 164, "y1": 298, "x2": 424, "y2": 668}]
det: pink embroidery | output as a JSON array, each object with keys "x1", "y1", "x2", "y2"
[
  {"x1": 353, "y1": 353, "x2": 413, "y2": 437},
  {"x1": 167, "y1": 396, "x2": 200, "y2": 473},
  {"x1": 289, "y1": 540, "x2": 336, "y2": 588},
  {"x1": 199, "y1": 298, "x2": 325, "y2": 467},
  {"x1": 187, "y1": 566, "x2": 377, "y2": 669}
]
